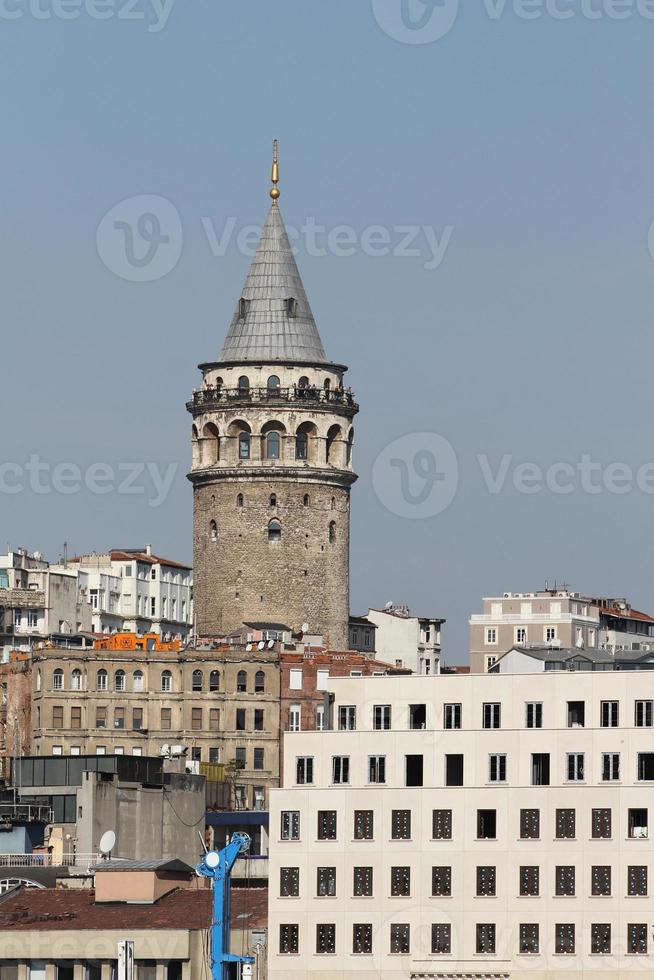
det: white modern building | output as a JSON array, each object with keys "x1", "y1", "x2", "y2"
[
  {"x1": 351, "y1": 604, "x2": 443, "y2": 675},
  {"x1": 268, "y1": 671, "x2": 654, "y2": 979}
]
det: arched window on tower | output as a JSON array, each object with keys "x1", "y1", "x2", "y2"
[
  {"x1": 329, "y1": 521, "x2": 336, "y2": 544},
  {"x1": 267, "y1": 375, "x2": 281, "y2": 393},
  {"x1": 192, "y1": 670, "x2": 203, "y2": 692},
  {"x1": 303, "y1": 493, "x2": 310, "y2": 507},
  {"x1": 210, "y1": 520, "x2": 218, "y2": 542},
  {"x1": 331, "y1": 497, "x2": 336, "y2": 511},
  {"x1": 71, "y1": 669, "x2": 83, "y2": 691},
  {"x1": 53, "y1": 668, "x2": 64, "y2": 691},
  {"x1": 346, "y1": 428, "x2": 354, "y2": 466},
  {"x1": 324, "y1": 378, "x2": 331, "y2": 391},
  {"x1": 237, "y1": 493, "x2": 244, "y2": 508},
  {"x1": 269, "y1": 494, "x2": 277, "y2": 507},
  {"x1": 209, "y1": 670, "x2": 220, "y2": 692},
  {"x1": 202, "y1": 422, "x2": 220, "y2": 466},
  {"x1": 238, "y1": 375, "x2": 250, "y2": 395},
  {"x1": 268, "y1": 519, "x2": 282, "y2": 542},
  {"x1": 255, "y1": 670, "x2": 265, "y2": 693},
  {"x1": 326, "y1": 424, "x2": 342, "y2": 465},
  {"x1": 266, "y1": 431, "x2": 281, "y2": 460},
  {"x1": 115, "y1": 670, "x2": 126, "y2": 692},
  {"x1": 239, "y1": 432, "x2": 250, "y2": 460},
  {"x1": 298, "y1": 376, "x2": 309, "y2": 389},
  {"x1": 237, "y1": 670, "x2": 247, "y2": 693},
  {"x1": 296, "y1": 430, "x2": 308, "y2": 460}
]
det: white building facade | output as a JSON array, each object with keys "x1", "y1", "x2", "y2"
[
  {"x1": 268, "y1": 672, "x2": 654, "y2": 979},
  {"x1": 366, "y1": 605, "x2": 443, "y2": 675},
  {"x1": 68, "y1": 548, "x2": 193, "y2": 639}
]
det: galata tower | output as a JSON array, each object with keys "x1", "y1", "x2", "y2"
[{"x1": 187, "y1": 143, "x2": 358, "y2": 649}]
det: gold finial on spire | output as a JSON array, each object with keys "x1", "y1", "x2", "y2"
[{"x1": 270, "y1": 139, "x2": 280, "y2": 200}]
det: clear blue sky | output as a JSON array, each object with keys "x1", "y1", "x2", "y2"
[{"x1": 2, "y1": 0, "x2": 654, "y2": 659}]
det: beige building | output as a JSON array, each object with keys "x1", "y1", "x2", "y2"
[
  {"x1": 363, "y1": 604, "x2": 444, "y2": 675},
  {"x1": 268, "y1": 671, "x2": 654, "y2": 979},
  {"x1": 469, "y1": 588, "x2": 600, "y2": 672},
  {"x1": 31, "y1": 643, "x2": 281, "y2": 811}
]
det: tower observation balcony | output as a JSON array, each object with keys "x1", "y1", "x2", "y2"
[{"x1": 187, "y1": 385, "x2": 358, "y2": 416}]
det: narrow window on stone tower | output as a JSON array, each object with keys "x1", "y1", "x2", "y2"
[
  {"x1": 285, "y1": 297, "x2": 298, "y2": 317},
  {"x1": 266, "y1": 431, "x2": 281, "y2": 460},
  {"x1": 347, "y1": 428, "x2": 354, "y2": 466},
  {"x1": 296, "y1": 431, "x2": 308, "y2": 460},
  {"x1": 237, "y1": 493, "x2": 244, "y2": 508},
  {"x1": 210, "y1": 520, "x2": 218, "y2": 542},
  {"x1": 329, "y1": 521, "x2": 336, "y2": 544},
  {"x1": 303, "y1": 494, "x2": 310, "y2": 507},
  {"x1": 267, "y1": 375, "x2": 281, "y2": 392},
  {"x1": 326, "y1": 424, "x2": 342, "y2": 464},
  {"x1": 331, "y1": 497, "x2": 336, "y2": 511},
  {"x1": 239, "y1": 432, "x2": 250, "y2": 460},
  {"x1": 268, "y1": 519, "x2": 282, "y2": 542},
  {"x1": 238, "y1": 375, "x2": 250, "y2": 395},
  {"x1": 269, "y1": 494, "x2": 277, "y2": 507}
]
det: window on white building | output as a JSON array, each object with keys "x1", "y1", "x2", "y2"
[
  {"x1": 296, "y1": 756, "x2": 313, "y2": 785},
  {"x1": 485, "y1": 628, "x2": 497, "y2": 645},
  {"x1": 545, "y1": 627, "x2": 557, "y2": 642},
  {"x1": 444, "y1": 703, "x2": 461, "y2": 730},
  {"x1": 602, "y1": 753, "x2": 620, "y2": 782},
  {"x1": 635, "y1": 700, "x2": 653, "y2": 727},
  {"x1": 566, "y1": 752, "x2": 585, "y2": 781},
  {"x1": 332, "y1": 756, "x2": 349, "y2": 784},
  {"x1": 368, "y1": 755, "x2": 386, "y2": 784},
  {"x1": 489, "y1": 754, "x2": 506, "y2": 783},
  {"x1": 373, "y1": 705, "x2": 391, "y2": 730},
  {"x1": 600, "y1": 700, "x2": 619, "y2": 727},
  {"x1": 338, "y1": 706, "x2": 356, "y2": 731},
  {"x1": 483, "y1": 703, "x2": 501, "y2": 729},
  {"x1": 281, "y1": 811, "x2": 300, "y2": 841},
  {"x1": 525, "y1": 702, "x2": 543, "y2": 728},
  {"x1": 515, "y1": 627, "x2": 527, "y2": 644}
]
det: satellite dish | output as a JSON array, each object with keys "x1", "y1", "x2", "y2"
[
  {"x1": 267, "y1": 640, "x2": 274, "y2": 649},
  {"x1": 257, "y1": 641, "x2": 265, "y2": 650},
  {"x1": 301, "y1": 623, "x2": 309, "y2": 633},
  {"x1": 99, "y1": 830, "x2": 116, "y2": 855},
  {"x1": 245, "y1": 643, "x2": 252, "y2": 651}
]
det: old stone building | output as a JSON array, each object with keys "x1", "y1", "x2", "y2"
[
  {"x1": 187, "y1": 145, "x2": 358, "y2": 650},
  {"x1": 31, "y1": 642, "x2": 281, "y2": 810}
]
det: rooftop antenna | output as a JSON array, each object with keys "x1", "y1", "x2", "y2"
[
  {"x1": 270, "y1": 139, "x2": 280, "y2": 201},
  {"x1": 63, "y1": 541, "x2": 68, "y2": 569}
]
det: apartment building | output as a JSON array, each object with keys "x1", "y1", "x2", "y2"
[
  {"x1": 31, "y1": 643, "x2": 280, "y2": 811},
  {"x1": 353, "y1": 604, "x2": 444, "y2": 675},
  {"x1": 469, "y1": 589, "x2": 599, "y2": 672},
  {"x1": 67, "y1": 547, "x2": 193, "y2": 639},
  {"x1": 0, "y1": 549, "x2": 92, "y2": 653},
  {"x1": 268, "y1": 671, "x2": 654, "y2": 979}
]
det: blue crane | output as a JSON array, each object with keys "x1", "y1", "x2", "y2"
[{"x1": 196, "y1": 832, "x2": 256, "y2": 980}]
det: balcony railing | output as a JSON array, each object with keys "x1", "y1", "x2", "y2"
[
  {"x1": 0, "y1": 852, "x2": 99, "y2": 868},
  {"x1": 0, "y1": 804, "x2": 54, "y2": 824},
  {"x1": 188, "y1": 386, "x2": 358, "y2": 412}
]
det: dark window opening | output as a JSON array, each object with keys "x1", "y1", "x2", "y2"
[
  {"x1": 405, "y1": 754, "x2": 423, "y2": 787},
  {"x1": 409, "y1": 703, "x2": 426, "y2": 729},
  {"x1": 445, "y1": 754, "x2": 463, "y2": 787},
  {"x1": 567, "y1": 700, "x2": 585, "y2": 727},
  {"x1": 477, "y1": 809, "x2": 496, "y2": 840},
  {"x1": 531, "y1": 752, "x2": 550, "y2": 786}
]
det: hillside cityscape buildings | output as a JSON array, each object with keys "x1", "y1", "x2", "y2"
[{"x1": 0, "y1": 152, "x2": 651, "y2": 980}]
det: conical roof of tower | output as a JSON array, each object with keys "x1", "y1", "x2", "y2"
[{"x1": 218, "y1": 201, "x2": 328, "y2": 364}]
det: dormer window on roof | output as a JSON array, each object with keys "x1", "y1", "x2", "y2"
[
  {"x1": 239, "y1": 298, "x2": 250, "y2": 320},
  {"x1": 285, "y1": 297, "x2": 298, "y2": 318}
]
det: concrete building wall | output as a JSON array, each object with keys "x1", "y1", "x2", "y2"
[
  {"x1": 268, "y1": 671, "x2": 654, "y2": 980},
  {"x1": 366, "y1": 607, "x2": 442, "y2": 674}
]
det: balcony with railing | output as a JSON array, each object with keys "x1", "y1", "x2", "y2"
[
  {"x1": 187, "y1": 385, "x2": 358, "y2": 414},
  {"x1": 0, "y1": 852, "x2": 99, "y2": 868}
]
